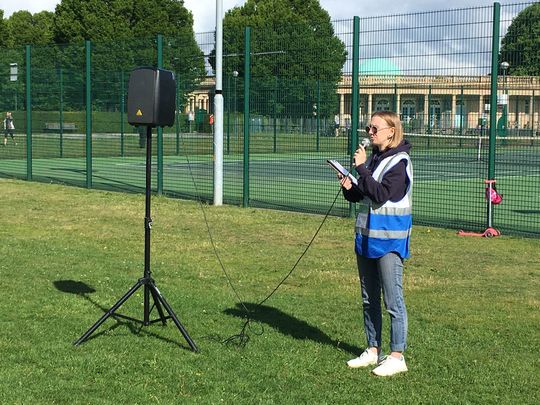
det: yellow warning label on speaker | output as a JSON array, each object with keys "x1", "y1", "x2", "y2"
[{"x1": 136, "y1": 109, "x2": 143, "y2": 116}]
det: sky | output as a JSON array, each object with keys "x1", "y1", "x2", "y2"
[{"x1": 0, "y1": 0, "x2": 517, "y2": 32}]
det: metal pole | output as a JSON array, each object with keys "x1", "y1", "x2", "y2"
[
  {"x1": 316, "y1": 79, "x2": 320, "y2": 152},
  {"x1": 85, "y1": 40, "x2": 92, "y2": 189},
  {"x1": 144, "y1": 125, "x2": 153, "y2": 324},
  {"x1": 427, "y1": 85, "x2": 432, "y2": 140},
  {"x1": 273, "y1": 76, "x2": 277, "y2": 153},
  {"x1": 233, "y1": 70, "x2": 238, "y2": 152},
  {"x1": 349, "y1": 16, "x2": 360, "y2": 218},
  {"x1": 242, "y1": 27, "x2": 251, "y2": 208},
  {"x1": 487, "y1": 2, "x2": 501, "y2": 230},
  {"x1": 120, "y1": 70, "x2": 125, "y2": 157},
  {"x1": 488, "y1": 3, "x2": 501, "y2": 181},
  {"x1": 26, "y1": 46, "x2": 32, "y2": 180},
  {"x1": 459, "y1": 85, "x2": 464, "y2": 139},
  {"x1": 532, "y1": 90, "x2": 536, "y2": 139},
  {"x1": 226, "y1": 73, "x2": 230, "y2": 155},
  {"x1": 176, "y1": 78, "x2": 180, "y2": 155},
  {"x1": 498, "y1": 61, "x2": 509, "y2": 141},
  {"x1": 157, "y1": 34, "x2": 164, "y2": 195},
  {"x1": 59, "y1": 67, "x2": 64, "y2": 158},
  {"x1": 214, "y1": 0, "x2": 224, "y2": 206}
]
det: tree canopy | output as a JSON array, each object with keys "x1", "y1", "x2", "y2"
[
  {"x1": 500, "y1": 3, "x2": 540, "y2": 76},
  {"x1": 213, "y1": 0, "x2": 347, "y2": 117},
  {"x1": 52, "y1": 0, "x2": 205, "y2": 76},
  {"x1": 5, "y1": 10, "x2": 55, "y2": 47},
  {"x1": 0, "y1": 0, "x2": 206, "y2": 111},
  {"x1": 0, "y1": 11, "x2": 9, "y2": 48}
]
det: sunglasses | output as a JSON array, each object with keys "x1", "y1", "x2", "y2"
[{"x1": 365, "y1": 125, "x2": 393, "y2": 134}]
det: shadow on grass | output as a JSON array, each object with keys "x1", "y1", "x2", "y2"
[
  {"x1": 53, "y1": 279, "x2": 195, "y2": 350},
  {"x1": 224, "y1": 302, "x2": 360, "y2": 355},
  {"x1": 54, "y1": 279, "x2": 96, "y2": 294}
]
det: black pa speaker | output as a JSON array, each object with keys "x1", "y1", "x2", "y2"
[{"x1": 127, "y1": 67, "x2": 176, "y2": 127}]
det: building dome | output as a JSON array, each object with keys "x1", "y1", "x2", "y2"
[{"x1": 359, "y1": 58, "x2": 401, "y2": 76}]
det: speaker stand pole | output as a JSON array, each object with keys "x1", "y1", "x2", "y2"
[{"x1": 74, "y1": 125, "x2": 198, "y2": 352}]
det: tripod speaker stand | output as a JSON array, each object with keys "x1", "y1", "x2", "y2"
[
  {"x1": 75, "y1": 126, "x2": 198, "y2": 351},
  {"x1": 74, "y1": 124, "x2": 198, "y2": 351}
]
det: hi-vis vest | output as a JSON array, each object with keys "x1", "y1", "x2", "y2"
[{"x1": 355, "y1": 152, "x2": 413, "y2": 259}]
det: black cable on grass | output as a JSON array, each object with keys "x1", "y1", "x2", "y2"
[
  {"x1": 179, "y1": 134, "x2": 344, "y2": 347},
  {"x1": 221, "y1": 186, "x2": 343, "y2": 348}
]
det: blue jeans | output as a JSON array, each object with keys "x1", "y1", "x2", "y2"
[{"x1": 356, "y1": 252, "x2": 408, "y2": 352}]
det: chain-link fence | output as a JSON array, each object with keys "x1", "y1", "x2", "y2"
[{"x1": 0, "y1": 2, "x2": 538, "y2": 237}]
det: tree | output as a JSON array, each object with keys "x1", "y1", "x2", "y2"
[
  {"x1": 2, "y1": 11, "x2": 58, "y2": 111},
  {"x1": 50, "y1": 0, "x2": 205, "y2": 110},
  {"x1": 212, "y1": 0, "x2": 346, "y2": 117},
  {"x1": 6, "y1": 10, "x2": 55, "y2": 47},
  {"x1": 52, "y1": 0, "x2": 204, "y2": 72},
  {"x1": 500, "y1": 3, "x2": 540, "y2": 76},
  {"x1": 0, "y1": 10, "x2": 9, "y2": 47}
]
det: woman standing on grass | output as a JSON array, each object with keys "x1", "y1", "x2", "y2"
[
  {"x1": 338, "y1": 111, "x2": 413, "y2": 377},
  {"x1": 3, "y1": 112, "x2": 16, "y2": 146}
]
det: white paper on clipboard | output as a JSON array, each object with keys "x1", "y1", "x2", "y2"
[{"x1": 326, "y1": 159, "x2": 358, "y2": 186}]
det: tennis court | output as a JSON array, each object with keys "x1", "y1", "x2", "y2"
[{"x1": 1, "y1": 131, "x2": 538, "y2": 236}]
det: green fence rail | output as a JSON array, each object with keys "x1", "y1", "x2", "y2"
[{"x1": 0, "y1": 2, "x2": 539, "y2": 238}]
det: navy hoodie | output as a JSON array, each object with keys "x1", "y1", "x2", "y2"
[{"x1": 342, "y1": 140, "x2": 412, "y2": 205}]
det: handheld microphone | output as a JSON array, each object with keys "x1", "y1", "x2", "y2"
[
  {"x1": 360, "y1": 138, "x2": 370, "y2": 148},
  {"x1": 352, "y1": 138, "x2": 371, "y2": 167}
]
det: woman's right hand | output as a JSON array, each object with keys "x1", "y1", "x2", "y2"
[{"x1": 353, "y1": 145, "x2": 367, "y2": 167}]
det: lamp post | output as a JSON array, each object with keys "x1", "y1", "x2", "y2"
[
  {"x1": 232, "y1": 70, "x2": 238, "y2": 152},
  {"x1": 498, "y1": 61, "x2": 509, "y2": 138},
  {"x1": 10, "y1": 63, "x2": 18, "y2": 110}
]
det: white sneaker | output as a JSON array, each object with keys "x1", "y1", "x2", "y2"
[
  {"x1": 347, "y1": 349, "x2": 379, "y2": 368},
  {"x1": 372, "y1": 355, "x2": 408, "y2": 376}
]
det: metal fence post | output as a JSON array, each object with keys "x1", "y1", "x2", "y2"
[
  {"x1": 349, "y1": 16, "x2": 360, "y2": 218},
  {"x1": 532, "y1": 89, "x2": 536, "y2": 138},
  {"x1": 459, "y1": 85, "x2": 464, "y2": 138},
  {"x1": 316, "y1": 79, "x2": 320, "y2": 152},
  {"x1": 157, "y1": 34, "x2": 164, "y2": 195},
  {"x1": 393, "y1": 83, "x2": 398, "y2": 113},
  {"x1": 120, "y1": 70, "x2": 125, "y2": 157},
  {"x1": 176, "y1": 78, "x2": 180, "y2": 155},
  {"x1": 427, "y1": 84, "x2": 432, "y2": 140},
  {"x1": 85, "y1": 40, "x2": 92, "y2": 189},
  {"x1": 59, "y1": 67, "x2": 64, "y2": 158},
  {"x1": 487, "y1": 2, "x2": 501, "y2": 228},
  {"x1": 26, "y1": 45, "x2": 32, "y2": 181},
  {"x1": 242, "y1": 27, "x2": 251, "y2": 208},
  {"x1": 273, "y1": 76, "x2": 277, "y2": 153}
]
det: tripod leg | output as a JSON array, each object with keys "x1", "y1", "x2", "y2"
[
  {"x1": 148, "y1": 282, "x2": 167, "y2": 325},
  {"x1": 74, "y1": 279, "x2": 144, "y2": 346},
  {"x1": 149, "y1": 283, "x2": 199, "y2": 352}
]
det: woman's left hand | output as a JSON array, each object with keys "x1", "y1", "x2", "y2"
[{"x1": 339, "y1": 175, "x2": 353, "y2": 190}]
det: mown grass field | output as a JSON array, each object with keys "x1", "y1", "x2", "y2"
[{"x1": 0, "y1": 178, "x2": 538, "y2": 404}]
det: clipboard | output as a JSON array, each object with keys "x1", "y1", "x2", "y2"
[{"x1": 327, "y1": 159, "x2": 358, "y2": 186}]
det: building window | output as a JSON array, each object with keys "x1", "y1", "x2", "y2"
[
  {"x1": 376, "y1": 99, "x2": 390, "y2": 111},
  {"x1": 429, "y1": 100, "x2": 442, "y2": 128},
  {"x1": 402, "y1": 100, "x2": 416, "y2": 121},
  {"x1": 343, "y1": 94, "x2": 351, "y2": 115}
]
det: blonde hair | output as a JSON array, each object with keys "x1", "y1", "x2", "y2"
[{"x1": 371, "y1": 111, "x2": 403, "y2": 149}]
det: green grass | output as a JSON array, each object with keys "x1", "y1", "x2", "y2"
[{"x1": 1, "y1": 178, "x2": 539, "y2": 404}]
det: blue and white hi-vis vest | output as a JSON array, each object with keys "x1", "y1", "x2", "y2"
[{"x1": 355, "y1": 152, "x2": 413, "y2": 259}]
